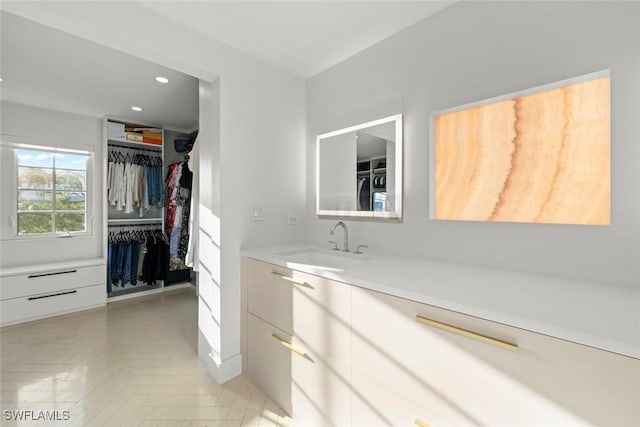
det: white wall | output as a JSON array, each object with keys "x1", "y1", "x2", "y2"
[
  {"x1": 2, "y1": 2, "x2": 307, "y2": 382},
  {"x1": 0, "y1": 101, "x2": 103, "y2": 268},
  {"x1": 306, "y1": 1, "x2": 640, "y2": 288}
]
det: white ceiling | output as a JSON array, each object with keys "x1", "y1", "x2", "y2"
[
  {"x1": 0, "y1": 2, "x2": 456, "y2": 129},
  {"x1": 138, "y1": 1, "x2": 456, "y2": 79},
  {"x1": 0, "y1": 12, "x2": 200, "y2": 131}
]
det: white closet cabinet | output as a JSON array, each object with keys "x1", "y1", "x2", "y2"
[
  {"x1": 242, "y1": 258, "x2": 640, "y2": 427},
  {"x1": 0, "y1": 260, "x2": 105, "y2": 326}
]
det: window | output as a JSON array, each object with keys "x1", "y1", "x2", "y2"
[{"x1": 16, "y1": 148, "x2": 90, "y2": 236}]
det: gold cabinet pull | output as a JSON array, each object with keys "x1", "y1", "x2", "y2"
[
  {"x1": 271, "y1": 271, "x2": 314, "y2": 289},
  {"x1": 271, "y1": 333, "x2": 308, "y2": 357},
  {"x1": 415, "y1": 315, "x2": 518, "y2": 352},
  {"x1": 414, "y1": 419, "x2": 430, "y2": 427}
]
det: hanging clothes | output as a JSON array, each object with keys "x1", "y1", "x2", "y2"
[
  {"x1": 106, "y1": 147, "x2": 163, "y2": 217},
  {"x1": 185, "y1": 140, "x2": 199, "y2": 271},
  {"x1": 358, "y1": 176, "x2": 371, "y2": 211},
  {"x1": 165, "y1": 159, "x2": 193, "y2": 271},
  {"x1": 106, "y1": 226, "x2": 168, "y2": 294}
]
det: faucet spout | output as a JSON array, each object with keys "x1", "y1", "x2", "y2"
[{"x1": 329, "y1": 221, "x2": 350, "y2": 252}]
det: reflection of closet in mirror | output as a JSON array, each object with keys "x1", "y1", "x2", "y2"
[
  {"x1": 317, "y1": 114, "x2": 402, "y2": 219},
  {"x1": 355, "y1": 125, "x2": 395, "y2": 212},
  {"x1": 316, "y1": 114, "x2": 402, "y2": 219}
]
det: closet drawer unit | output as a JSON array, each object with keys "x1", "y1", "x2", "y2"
[
  {"x1": 0, "y1": 284, "x2": 105, "y2": 326},
  {"x1": 246, "y1": 312, "x2": 292, "y2": 415},
  {"x1": 1, "y1": 264, "x2": 105, "y2": 300},
  {"x1": 246, "y1": 258, "x2": 294, "y2": 333},
  {"x1": 352, "y1": 287, "x2": 640, "y2": 427}
]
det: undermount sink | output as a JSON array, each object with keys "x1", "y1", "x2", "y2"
[{"x1": 275, "y1": 247, "x2": 369, "y2": 271}]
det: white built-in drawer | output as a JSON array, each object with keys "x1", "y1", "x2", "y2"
[
  {"x1": 246, "y1": 258, "x2": 294, "y2": 334},
  {"x1": 0, "y1": 284, "x2": 105, "y2": 326},
  {"x1": 291, "y1": 269, "x2": 351, "y2": 366},
  {"x1": 291, "y1": 335, "x2": 351, "y2": 427},
  {"x1": 246, "y1": 258, "x2": 351, "y2": 357},
  {"x1": 1, "y1": 264, "x2": 105, "y2": 300},
  {"x1": 352, "y1": 287, "x2": 640, "y2": 427},
  {"x1": 352, "y1": 371, "x2": 455, "y2": 427},
  {"x1": 246, "y1": 312, "x2": 292, "y2": 415}
]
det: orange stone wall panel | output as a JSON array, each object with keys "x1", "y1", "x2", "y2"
[{"x1": 434, "y1": 76, "x2": 610, "y2": 225}]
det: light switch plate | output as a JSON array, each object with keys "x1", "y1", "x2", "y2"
[
  {"x1": 250, "y1": 205, "x2": 264, "y2": 222},
  {"x1": 287, "y1": 215, "x2": 299, "y2": 225}
]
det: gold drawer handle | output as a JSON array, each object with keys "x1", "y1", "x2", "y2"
[
  {"x1": 415, "y1": 315, "x2": 518, "y2": 352},
  {"x1": 271, "y1": 333, "x2": 308, "y2": 358},
  {"x1": 271, "y1": 271, "x2": 314, "y2": 289},
  {"x1": 414, "y1": 419, "x2": 430, "y2": 427}
]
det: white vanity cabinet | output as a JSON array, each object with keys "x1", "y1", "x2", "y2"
[
  {"x1": 243, "y1": 258, "x2": 352, "y2": 426},
  {"x1": 352, "y1": 286, "x2": 639, "y2": 427},
  {"x1": 242, "y1": 256, "x2": 640, "y2": 427}
]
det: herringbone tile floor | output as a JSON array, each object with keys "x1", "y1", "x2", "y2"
[{"x1": 0, "y1": 287, "x2": 291, "y2": 426}]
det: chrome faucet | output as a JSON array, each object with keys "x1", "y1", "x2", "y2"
[{"x1": 329, "y1": 221, "x2": 350, "y2": 252}]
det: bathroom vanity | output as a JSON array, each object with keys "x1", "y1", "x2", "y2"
[{"x1": 241, "y1": 246, "x2": 639, "y2": 427}]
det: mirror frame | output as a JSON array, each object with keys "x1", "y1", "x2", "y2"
[{"x1": 316, "y1": 114, "x2": 403, "y2": 220}]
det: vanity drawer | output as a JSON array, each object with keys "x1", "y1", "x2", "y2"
[
  {"x1": 0, "y1": 284, "x2": 105, "y2": 326},
  {"x1": 291, "y1": 339, "x2": 351, "y2": 427},
  {"x1": 352, "y1": 287, "x2": 640, "y2": 427},
  {"x1": 1, "y1": 264, "x2": 105, "y2": 300},
  {"x1": 246, "y1": 258, "x2": 294, "y2": 333},
  {"x1": 352, "y1": 371, "x2": 456, "y2": 427},
  {"x1": 246, "y1": 312, "x2": 292, "y2": 415},
  {"x1": 292, "y1": 269, "x2": 351, "y2": 365},
  {"x1": 246, "y1": 257, "x2": 351, "y2": 360}
]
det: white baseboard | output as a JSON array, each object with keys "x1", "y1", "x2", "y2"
[
  {"x1": 198, "y1": 332, "x2": 242, "y2": 384},
  {"x1": 107, "y1": 282, "x2": 193, "y2": 303}
]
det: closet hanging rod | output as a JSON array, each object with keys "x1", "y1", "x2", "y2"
[
  {"x1": 108, "y1": 224, "x2": 162, "y2": 228},
  {"x1": 108, "y1": 142, "x2": 162, "y2": 152},
  {"x1": 108, "y1": 218, "x2": 162, "y2": 226}
]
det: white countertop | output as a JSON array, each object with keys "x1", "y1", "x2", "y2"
[{"x1": 242, "y1": 245, "x2": 640, "y2": 359}]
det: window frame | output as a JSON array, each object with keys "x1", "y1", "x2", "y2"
[{"x1": 13, "y1": 146, "x2": 93, "y2": 239}]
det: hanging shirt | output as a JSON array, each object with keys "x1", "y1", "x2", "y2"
[
  {"x1": 116, "y1": 162, "x2": 126, "y2": 211},
  {"x1": 123, "y1": 162, "x2": 135, "y2": 214}
]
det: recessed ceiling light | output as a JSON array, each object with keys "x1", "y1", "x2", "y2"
[
  {"x1": 131, "y1": 106, "x2": 143, "y2": 112},
  {"x1": 155, "y1": 76, "x2": 169, "y2": 84}
]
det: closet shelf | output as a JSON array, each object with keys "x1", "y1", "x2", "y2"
[
  {"x1": 108, "y1": 139, "x2": 162, "y2": 151},
  {"x1": 108, "y1": 218, "x2": 162, "y2": 225}
]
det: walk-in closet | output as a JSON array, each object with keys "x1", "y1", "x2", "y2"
[
  {"x1": 0, "y1": 11, "x2": 200, "y2": 325},
  {"x1": 105, "y1": 120, "x2": 198, "y2": 301}
]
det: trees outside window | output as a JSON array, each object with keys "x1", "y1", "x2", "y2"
[{"x1": 16, "y1": 149, "x2": 89, "y2": 235}]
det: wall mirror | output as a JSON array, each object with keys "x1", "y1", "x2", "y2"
[{"x1": 317, "y1": 114, "x2": 402, "y2": 220}]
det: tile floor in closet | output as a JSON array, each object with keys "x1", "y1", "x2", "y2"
[{"x1": 0, "y1": 287, "x2": 290, "y2": 426}]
